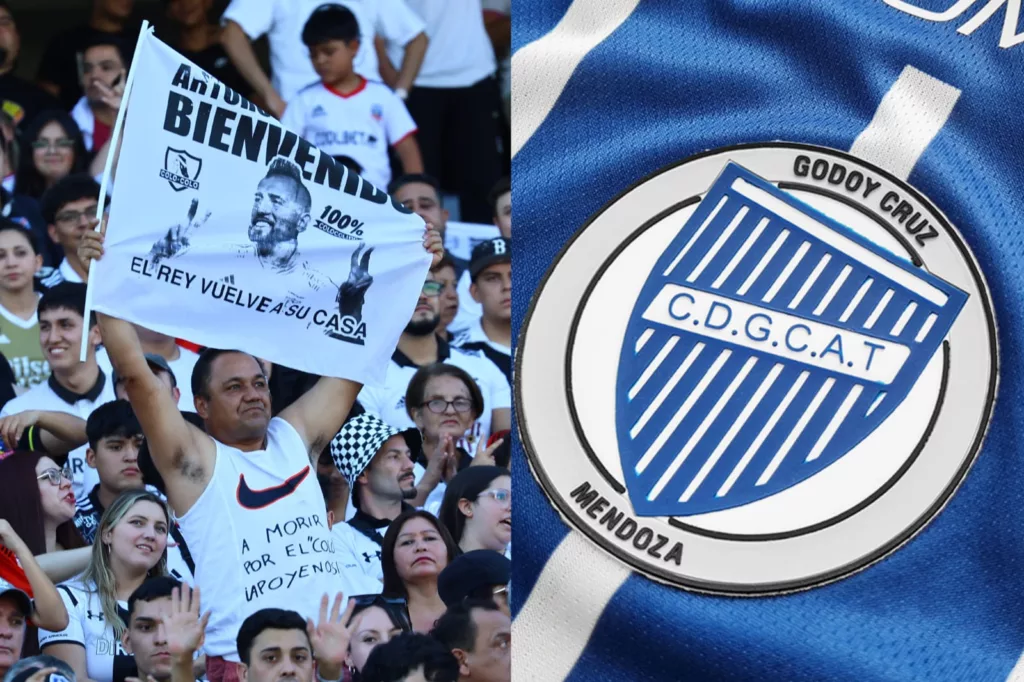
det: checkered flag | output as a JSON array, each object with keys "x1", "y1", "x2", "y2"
[{"x1": 331, "y1": 413, "x2": 413, "y2": 485}]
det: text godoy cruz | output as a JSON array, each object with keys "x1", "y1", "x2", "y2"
[
  {"x1": 240, "y1": 514, "x2": 344, "y2": 603},
  {"x1": 162, "y1": 64, "x2": 413, "y2": 215},
  {"x1": 129, "y1": 257, "x2": 364, "y2": 338}
]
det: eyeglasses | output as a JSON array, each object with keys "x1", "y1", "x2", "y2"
[
  {"x1": 55, "y1": 205, "x2": 98, "y2": 225},
  {"x1": 421, "y1": 397, "x2": 474, "y2": 414},
  {"x1": 32, "y1": 138, "x2": 76, "y2": 151},
  {"x1": 37, "y1": 467, "x2": 73, "y2": 486},
  {"x1": 421, "y1": 281, "x2": 442, "y2": 297},
  {"x1": 478, "y1": 488, "x2": 511, "y2": 506}
]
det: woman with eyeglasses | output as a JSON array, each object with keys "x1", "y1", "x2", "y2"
[
  {"x1": 14, "y1": 110, "x2": 88, "y2": 201},
  {"x1": 0, "y1": 453, "x2": 85, "y2": 556},
  {"x1": 345, "y1": 594, "x2": 413, "y2": 680},
  {"x1": 39, "y1": 489, "x2": 171, "y2": 682},
  {"x1": 381, "y1": 510, "x2": 458, "y2": 633},
  {"x1": 438, "y1": 466, "x2": 511, "y2": 558}
]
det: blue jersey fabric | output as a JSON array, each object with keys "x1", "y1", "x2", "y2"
[{"x1": 512, "y1": 2, "x2": 1024, "y2": 681}]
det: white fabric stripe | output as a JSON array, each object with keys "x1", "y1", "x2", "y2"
[
  {"x1": 664, "y1": 195, "x2": 729, "y2": 276},
  {"x1": 630, "y1": 342, "x2": 705, "y2": 439},
  {"x1": 718, "y1": 371, "x2": 809, "y2": 497},
  {"x1": 866, "y1": 390, "x2": 887, "y2": 416},
  {"x1": 736, "y1": 230, "x2": 789, "y2": 296},
  {"x1": 839, "y1": 278, "x2": 874, "y2": 323},
  {"x1": 805, "y1": 385, "x2": 865, "y2": 462},
  {"x1": 735, "y1": 179, "x2": 948, "y2": 306},
  {"x1": 510, "y1": 0, "x2": 642, "y2": 158},
  {"x1": 756, "y1": 378, "x2": 836, "y2": 486},
  {"x1": 863, "y1": 289, "x2": 895, "y2": 330},
  {"x1": 787, "y1": 254, "x2": 832, "y2": 309},
  {"x1": 687, "y1": 206, "x2": 749, "y2": 282},
  {"x1": 635, "y1": 328, "x2": 654, "y2": 352},
  {"x1": 849, "y1": 65, "x2": 962, "y2": 181},
  {"x1": 680, "y1": 363, "x2": 784, "y2": 503},
  {"x1": 635, "y1": 349, "x2": 731, "y2": 474},
  {"x1": 915, "y1": 313, "x2": 938, "y2": 342},
  {"x1": 648, "y1": 356, "x2": 758, "y2": 501},
  {"x1": 890, "y1": 301, "x2": 919, "y2": 336},
  {"x1": 712, "y1": 217, "x2": 770, "y2": 289},
  {"x1": 762, "y1": 241, "x2": 811, "y2": 303},
  {"x1": 511, "y1": 533, "x2": 630, "y2": 682},
  {"x1": 628, "y1": 336, "x2": 679, "y2": 400},
  {"x1": 812, "y1": 264, "x2": 853, "y2": 316}
]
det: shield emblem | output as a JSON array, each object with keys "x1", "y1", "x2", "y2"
[
  {"x1": 162, "y1": 148, "x2": 203, "y2": 191},
  {"x1": 616, "y1": 163, "x2": 968, "y2": 517}
]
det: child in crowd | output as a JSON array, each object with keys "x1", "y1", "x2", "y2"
[{"x1": 283, "y1": 4, "x2": 423, "y2": 193}]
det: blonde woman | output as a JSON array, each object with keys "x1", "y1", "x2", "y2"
[{"x1": 39, "y1": 489, "x2": 170, "y2": 682}]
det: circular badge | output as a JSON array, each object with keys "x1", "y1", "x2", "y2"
[{"x1": 516, "y1": 143, "x2": 998, "y2": 595}]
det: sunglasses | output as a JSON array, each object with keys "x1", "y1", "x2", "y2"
[
  {"x1": 350, "y1": 594, "x2": 412, "y2": 632},
  {"x1": 422, "y1": 280, "x2": 442, "y2": 297}
]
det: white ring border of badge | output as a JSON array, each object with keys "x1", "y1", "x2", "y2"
[{"x1": 514, "y1": 142, "x2": 999, "y2": 596}]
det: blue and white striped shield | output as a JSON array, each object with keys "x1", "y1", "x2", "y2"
[{"x1": 617, "y1": 163, "x2": 968, "y2": 517}]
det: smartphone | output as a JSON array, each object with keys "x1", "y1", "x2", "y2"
[{"x1": 111, "y1": 72, "x2": 124, "y2": 89}]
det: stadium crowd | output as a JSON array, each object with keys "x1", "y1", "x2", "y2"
[{"x1": 0, "y1": 1, "x2": 512, "y2": 682}]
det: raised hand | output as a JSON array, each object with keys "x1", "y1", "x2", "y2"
[
  {"x1": 0, "y1": 519, "x2": 29, "y2": 556},
  {"x1": 79, "y1": 218, "x2": 106, "y2": 274},
  {"x1": 0, "y1": 410, "x2": 40, "y2": 449},
  {"x1": 470, "y1": 437, "x2": 505, "y2": 468},
  {"x1": 423, "y1": 224, "x2": 444, "y2": 268},
  {"x1": 306, "y1": 593, "x2": 357, "y2": 677},
  {"x1": 149, "y1": 199, "x2": 212, "y2": 265},
  {"x1": 425, "y1": 434, "x2": 458, "y2": 483},
  {"x1": 164, "y1": 585, "x2": 211, "y2": 661},
  {"x1": 338, "y1": 244, "x2": 374, "y2": 318}
]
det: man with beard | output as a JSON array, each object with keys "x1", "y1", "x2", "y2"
[
  {"x1": 356, "y1": 269, "x2": 510, "y2": 451},
  {"x1": 328, "y1": 413, "x2": 422, "y2": 582}
]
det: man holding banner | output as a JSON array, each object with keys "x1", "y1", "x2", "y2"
[{"x1": 77, "y1": 23, "x2": 447, "y2": 682}]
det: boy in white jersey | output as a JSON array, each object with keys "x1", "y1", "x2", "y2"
[
  {"x1": 282, "y1": 4, "x2": 423, "y2": 193},
  {"x1": 78, "y1": 220, "x2": 444, "y2": 682}
]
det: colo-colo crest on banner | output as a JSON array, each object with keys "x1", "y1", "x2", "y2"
[{"x1": 517, "y1": 144, "x2": 997, "y2": 594}]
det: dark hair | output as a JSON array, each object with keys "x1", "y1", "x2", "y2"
[
  {"x1": 438, "y1": 466, "x2": 510, "y2": 546},
  {"x1": 301, "y1": 3, "x2": 360, "y2": 46},
  {"x1": 429, "y1": 253, "x2": 456, "y2": 275},
  {"x1": 81, "y1": 33, "x2": 131, "y2": 70},
  {"x1": 38, "y1": 281, "x2": 94, "y2": 327},
  {"x1": 404, "y1": 363, "x2": 484, "y2": 423},
  {"x1": 359, "y1": 633, "x2": 459, "y2": 682},
  {"x1": 39, "y1": 173, "x2": 102, "y2": 225},
  {"x1": 0, "y1": 219, "x2": 39, "y2": 255},
  {"x1": 191, "y1": 348, "x2": 265, "y2": 400},
  {"x1": 86, "y1": 399, "x2": 142, "y2": 450},
  {"x1": 263, "y1": 156, "x2": 312, "y2": 211},
  {"x1": 15, "y1": 109, "x2": 89, "y2": 199},
  {"x1": 127, "y1": 575, "x2": 182, "y2": 621},
  {"x1": 0, "y1": 451, "x2": 86, "y2": 555},
  {"x1": 236, "y1": 608, "x2": 310, "y2": 665},
  {"x1": 381, "y1": 510, "x2": 459, "y2": 598},
  {"x1": 487, "y1": 176, "x2": 510, "y2": 217},
  {"x1": 332, "y1": 155, "x2": 363, "y2": 174},
  {"x1": 430, "y1": 599, "x2": 500, "y2": 654},
  {"x1": 388, "y1": 173, "x2": 442, "y2": 199}
]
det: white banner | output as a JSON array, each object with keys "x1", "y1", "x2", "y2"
[{"x1": 88, "y1": 32, "x2": 430, "y2": 386}]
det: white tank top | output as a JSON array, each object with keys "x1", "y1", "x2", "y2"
[{"x1": 177, "y1": 418, "x2": 381, "y2": 660}]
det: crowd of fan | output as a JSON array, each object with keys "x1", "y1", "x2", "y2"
[{"x1": 0, "y1": 1, "x2": 512, "y2": 682}]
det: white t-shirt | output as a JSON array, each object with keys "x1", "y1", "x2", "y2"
[
  {"x1": 176, "y1": 418, "x2": 380, "y2": 660},
  {"x1": 0, "y1": 371, "x2": 116, "y2": 502},
  {"x1": 357, "y1": 338, "x2": 511, "y2": 452},
  {"x1": 331, "y1": 514, "x2": 392, "y2": 583},
  {"x1": 40, "y1": 580, "x2": 136, "y2": 682},
  {"x1": 454, "y1": 317, "x2": 511, "y2": 364},
  {"x1": 281, "y1": 79, "x2": 417, "y2": 191},
  {"x1": 385, "y1": 0, "x2": 496, "y2": 88},
  {"x1": 222, "y1": 0, "x2": 425, "y2": 103}
]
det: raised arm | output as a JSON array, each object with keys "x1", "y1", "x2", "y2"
[
  {"x1": 32, "y1": 547, "x2": 91, "y2": 584},
  {"x1": 281, "y1": 228, "x2": 444, "y2": 459},
  {"x1": 220, "y1": 20, "x2": 285, "y2": 118},
  {"x1": 80, "y1": 225, "x2": 215, "y2": 514},
  {"x1": 0, "y1": 410, "x2": 87, "y2": 456},
  {"x1": 0, "y1": 521, "x2": 68, "y2": 632}
]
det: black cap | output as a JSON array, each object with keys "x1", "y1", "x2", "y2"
[
  {"x1": 112, "y1": 353, "x2": 175, "y2": 387},
  {"x1": 437, "y1": 550, "x2": 510, "y2": 607},
  {"x1": 469, "y1": 237, "x2": 511, "y2": 280}
]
